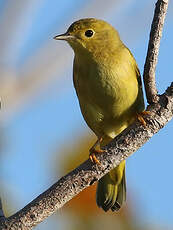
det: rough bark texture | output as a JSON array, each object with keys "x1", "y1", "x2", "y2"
[
  {"x1": 0, "y1": 0, "x2": 171, "y2": 229},
  {"x1": 143, "y1": 0, "x2": 169, "y2": 104}
]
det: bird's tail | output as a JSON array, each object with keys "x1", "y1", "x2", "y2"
[{"x1": 96, "y1": 160, "x2": 126, "y2": 212}]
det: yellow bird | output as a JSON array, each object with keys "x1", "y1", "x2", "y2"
[{"x1": 54, "y1": 18, "x2": 145, "y2": 212}]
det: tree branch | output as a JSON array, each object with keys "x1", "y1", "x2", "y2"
[
  {"x1": 0, "y1": 84, "x2": 173, "y2": 230},
  {"x1": 143, "y1": 0, "x2": 169, "y2": 104},
  {"x1": 0, "y1": 0, "x2": 171, "y2": 229}
]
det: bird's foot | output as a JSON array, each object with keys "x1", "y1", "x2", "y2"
[
  {"x1": 89, "y1": 138, "x2": 103, "y2": 164},
  {"x1": 137, "y1": 111, "x2": 151, "y2": 127},
  {"x1": 89, "y1": 149, "x2": 103, "y2": 164}
]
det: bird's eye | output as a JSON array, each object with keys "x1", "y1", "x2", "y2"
[{"x1": 85, "y1": 30, "x2": 94, "y2": 37}]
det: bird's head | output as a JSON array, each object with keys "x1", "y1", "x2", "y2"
[{"x1": 54, "y1": 18, "x2": 122, "y2": 56}]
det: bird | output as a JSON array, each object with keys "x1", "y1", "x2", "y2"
[{"x1": 54, "y1": 18, "x2": 145, "y2": 212}]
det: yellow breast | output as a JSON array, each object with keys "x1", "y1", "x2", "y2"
[{"x1": 73, "y1": 46, "x2": 144, "y2": 139}]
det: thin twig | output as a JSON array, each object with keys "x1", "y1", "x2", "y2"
[{"x1": 143, "y1": 0, "x2": 169, "y2": 104}]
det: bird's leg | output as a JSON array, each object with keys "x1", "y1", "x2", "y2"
[
  {"x1": 137, "y1": 111, "x2": 151, "y2": 127},
  {"x1": 89, "y1": 137, "x2": 103, "y2": 164}
]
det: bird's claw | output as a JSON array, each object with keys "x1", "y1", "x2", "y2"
[
  {"x1": 89, "y1": 148, "x2": 104, "y2": 164},
  {"x1": 137, "y1": 111, "x2": 151, "y2": 127}
]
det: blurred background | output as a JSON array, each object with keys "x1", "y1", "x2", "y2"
[{"x1": 0, "y1": 0, "x2": 172, "y2": 229}]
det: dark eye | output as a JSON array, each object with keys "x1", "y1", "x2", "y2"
[{"x1": 85, "y1": 30, "x2": 94, "y2": 37}]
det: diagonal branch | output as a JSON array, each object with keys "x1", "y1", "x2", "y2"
[
  {"x1": 143, "y1": 0, "x2": 169, "y2": 104},
  {"x1": 0, "y1": 0, "x2": 171, "y2": 229},
  {"x1": 0, "y1": 84, "x2": 173, "y2": 230}
]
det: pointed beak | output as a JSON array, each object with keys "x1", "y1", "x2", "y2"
[{"x1": 53, "y1": 33, "x2": 74, "y2": 41}]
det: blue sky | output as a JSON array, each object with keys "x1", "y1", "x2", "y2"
[{"x1": 0, "y1": 1, "x2": 172, "y2": 229}]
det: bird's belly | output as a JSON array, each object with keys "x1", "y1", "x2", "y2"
[
  {"x1": 78, "y1": 91, "x2": 136, "y2": 139},
  {"x1": 74, "y1": 61, "x2": 140, "y2": 139}
]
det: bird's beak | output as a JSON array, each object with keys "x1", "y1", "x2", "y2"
[{"x1": 53, "y1": 33, "x2": 74, "y2": 41}]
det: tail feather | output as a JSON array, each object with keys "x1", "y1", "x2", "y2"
[
  {"x1": 96, "y1": 173, "x2": 118, "y2": 212},
  {"x1": 96, "y1": 161, "x2": 126, "y2": 212},
  {"x1": 111, "y1": 168, "x2": 126, "y2": 211}
]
